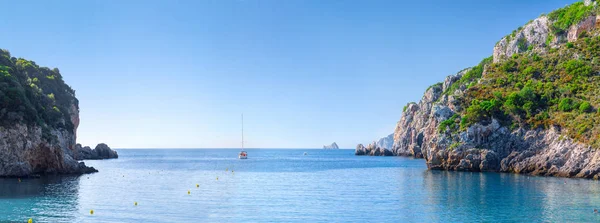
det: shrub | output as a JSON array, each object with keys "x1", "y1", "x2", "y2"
[
  {"x1": 564, "y1": 59, "x2": 592, "y2": 77},
  {"x1": 438, "y1": 114, "x2": 460, "y2": 133},
  {"x1": 566, "y1": 42, "x2": 574, "y2": 48},
  {"x1": 579, "y1": 101, "x2": 592, "y2": 113},
  {"x1": 559, "y1": 98, "x2": 575, "y2": 112},
  {"x1": 517, "y1": 38, "x2": 528, "y2": 51}
]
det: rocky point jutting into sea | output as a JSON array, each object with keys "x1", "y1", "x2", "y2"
[
  {"x1": 0, "y1": 49, "x2": 117, "y2": 177},
  {"x1": 357, "y1": 0, "x2": 600, "y2": 179}
]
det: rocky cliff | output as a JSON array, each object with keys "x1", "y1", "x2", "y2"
[
  {"x1": 323, "y1": 142, "x2": 339, "y2": 149},
  {"x1": 0, "y1": 49, "x2": 98, "y2": 177},
  {"x1": 375, "y1": 134, "x2": 394, "y2": 150},
  {"x1": 357, "y1": 0, "x2": 600, "y2": 179}
]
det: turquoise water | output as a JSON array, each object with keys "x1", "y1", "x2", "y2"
[{"x1": 2, "y1": 149, "x2": 600, "y2": 222}]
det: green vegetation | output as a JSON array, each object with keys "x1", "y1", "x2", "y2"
[
  {"x1": 517, "y1": 38, "x2": 528, "y2": 52},
  {"x1": 438, "y1": 114, "x2": 460, "y2": 133},
  {"x1": 448, "y1": 142, "x2": 461, "y2": 151},
  {"x1": 457, "y1": 33, "x2": 600, "y2": 147},
  {"x1": 0, "y1": 49, "x2": 78, "y2": 140},
  {"x1": 547, "y1": 1, "x2": 594, "y2": 34},
  {"x1": 444, "y1": 56, "x2": 493, "y2": 95}
]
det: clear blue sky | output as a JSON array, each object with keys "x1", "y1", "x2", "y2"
[{"x1": 1, "y1": 0, "x2": 577, "y2": 148}]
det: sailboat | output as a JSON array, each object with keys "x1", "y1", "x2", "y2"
[{"x1": 238, "y1": 114, "x2": 248, "y2": 159}]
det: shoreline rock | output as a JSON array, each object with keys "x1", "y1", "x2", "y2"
[
  {"x1": 0, "y1": 124, "x2": 98, "y2": 177},
  {"x1": 355, "y1": 142, "x2": 394, "y2": 156},
  {"x1": 74, "y1": 143, "x2": 118, "y2": 160}
]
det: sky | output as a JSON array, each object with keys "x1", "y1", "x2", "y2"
[{"x1": 0, "y1": 0, "x2": 578, "y2": 148}]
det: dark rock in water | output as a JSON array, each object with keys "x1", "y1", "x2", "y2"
[
  {"x1": 355, "y1": 144, "x2": 367, "y2": 155},
  {"x1": 77, "y1": 162, "x2": 98, "y2": 174},
  {"x1": 75, "y1": 143, "x2": 118, "y2": 160}
]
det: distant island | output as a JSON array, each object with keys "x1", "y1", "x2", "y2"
[
  {"x1": 323, "y1": 142, "x2": 339, "y2": 149},
  {"x1": 356, "y1": 0, "x2": 600, "y2": 179},
  {"x1": 0, "y1": 49, "x2": 117, "y2": 177}
]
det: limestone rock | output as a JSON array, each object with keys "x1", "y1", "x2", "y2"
[{"x1": 323, "y1": 142, "x2": 339, "y2": 149}]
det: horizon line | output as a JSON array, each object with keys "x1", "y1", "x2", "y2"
[{"x1": 111, "y1": 148, "x2": 355, "y2": 150}]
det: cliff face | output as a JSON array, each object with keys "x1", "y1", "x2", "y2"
[
  {"x1": 357, "y1": 0, "x2": 600, "y2": 179},
  {"x1": 494, "y1": 1, "x2": 598, "y2": 63},
  {"x1": 0, "y1": 50, "x2": 97, "y2": 177},
  {"x1": 375, "y1": 134, "x2": 394, "y2": 150},
  {"x1": 0, "y1": 111, "x2": 96, "y2": 176}
]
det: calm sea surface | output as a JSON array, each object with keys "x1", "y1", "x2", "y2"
[{"x1": 1, "y1": 149, "x2": 600, "y2": 222}]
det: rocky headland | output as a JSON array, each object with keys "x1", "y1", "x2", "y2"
[
  {"x1": 357, "y1": 0, "x2": 600, "y2": 179},
  {"x1": 0, "y1": 49, "x2": 116, "y2": 177}
]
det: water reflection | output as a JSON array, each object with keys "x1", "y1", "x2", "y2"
[
  {"x1": 0, "y1": 176, "x2": 80, "y2": 222},
  {"x1": 421, "y1": 170, "x2": 600, "y2": 222}
]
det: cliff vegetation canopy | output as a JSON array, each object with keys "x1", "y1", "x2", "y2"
[
  {"x1": 0, "y1": 49, "x2": 78, "y2": 138},
  {"x1": 440, "y1": 1, "x2": 600, "y2": 148}
]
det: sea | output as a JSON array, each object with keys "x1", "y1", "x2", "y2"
[{"x1": 1, "y1": 149, "x2": 600, "y2": 222}]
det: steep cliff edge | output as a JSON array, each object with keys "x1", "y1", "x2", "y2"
[
  {"x1": 357, "y1": 0, "x2": 600, "y2": 179},
  {"x1": 0, "y1": 49, "x2": 97, "y2": 177}
]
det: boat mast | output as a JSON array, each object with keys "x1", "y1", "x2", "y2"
[{"x1": 242, "y1": 114, "x2": 244, "y2": 150}]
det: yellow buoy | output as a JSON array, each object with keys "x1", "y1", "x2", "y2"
[
  {"x1": 134, "y1": 202, "x2": 138, "y2": 206},
  {"x1": 226, "y1": 168, "x2": 228, "y2": 171},
  {"x1": 18, "y1": 178, "x2": 21, "y2": 183},
  {"x1": 90, "y1": 209, "x2": 94, "y2": 215},
  {"x1": 28, "y1": 218, "x2": 32, "y2": 223},
  {"x1": 216, "y1": 177, "x2": 219, "y2": 180},
  {"x1": 196, "y1": 184, "x2": 199, "y2": 188},
  {"x1": 188, "y1": 190, "x2": 191, "y2": 195}
]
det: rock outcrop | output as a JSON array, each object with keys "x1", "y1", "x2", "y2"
[
  {"x1": 355, "y1": 141, "x2": 394, "y2": 156},
  {"x1": 0, "y1": 50, "x2": 101, "y2": 177},
  {"x1": 74, "y1": 143, "x2": 118, "y2": 160},
  {"x1": 493, "y1": 1, "x2": 599, "y2": 63},
  {"x1": 323, "y1": 142, "x2": 339, "y2": 149},
  {"x1": 357, "y1": 1, "x2": 600, "y2": 179},
  {"x1": 0, "y1": 120, "x2": 97, "y2": 177},
  {"x1": 375, "y1": 134, "x2": 394, "y2": 150},
  {"x1": 391, "y1": 70, "x2": 468, "y2": 159}
]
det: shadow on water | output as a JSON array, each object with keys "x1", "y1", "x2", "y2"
[
  {"x1": 0, "y1": 176, "x2": 81, "y2": 222},
  {"x1": 421, "y1": 169, "x2": 600, "y2": 222},
  {"x1": 0, "y1": 176, "x2": 79, "y2": 198}
]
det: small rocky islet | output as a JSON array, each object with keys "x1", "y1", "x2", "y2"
[
  {"x1": 358, "y1": 0, "x2": 600, "y2": 179},
  {"x1": 0, "y1": 49, "x2": 117, "y2": 177},
  {"x1": 323, "y1": 142, "x2": 339, "y2": 149}
]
